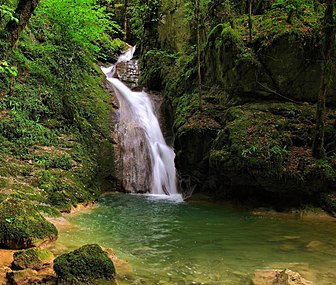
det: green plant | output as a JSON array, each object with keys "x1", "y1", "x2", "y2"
[
  {"x1": 0, "y1": 4, "x2": 18, "y2": 24},
  {"x1": 314, "y1": 159, "x2": 336, "y2": 181},
  {"x1": 272, "y1": 0, "x2": 313, "y2": 23},
  {"x1": 241, "y1": 145, "x2": 258, "y2": 158},
  {"x1": 0, "y1": 61, "x2": 17, "y2": 77},
  {"x1": 36, "y1": 0, "x2": 120, "y2": 55}
]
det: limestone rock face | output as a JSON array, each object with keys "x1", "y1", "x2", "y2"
[
  {"x1": 251, "y1": 269, "x2": 314, "y2": 285},
  {"x1": 0, "y1": 198, "x2": 58, "y2": 249}
]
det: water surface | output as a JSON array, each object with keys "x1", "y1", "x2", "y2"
[{"x1": 55, "y1": 193, "x2": 336, "y2": 285}]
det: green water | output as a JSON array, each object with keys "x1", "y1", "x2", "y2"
[{"x1": 54, "y1": 194, "x2": 336, "y2": 285}]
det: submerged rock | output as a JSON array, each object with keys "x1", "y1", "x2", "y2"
[
  {"x1": 251, "y1": 269, "x2": 314, "y2": 285},
  {"x1": 0, "y1": 198, "x2": 58, "y2": 249},
  {"x1": 53, "y1": 244, "x2": 116, "y2": 284}
]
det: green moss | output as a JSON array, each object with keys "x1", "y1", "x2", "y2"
[
  {"x1": 209, "y1": 102, "x2": 336, "y2": 191},
  {"x1": 33, "y1": 168, "x2": 97, "y2": 212},
  {"x1": 12, "y1": 248, "x2": 53, "y2": 270},
  {"x1": 36, "y1": 204, "x2": 61, "y2": 218},
  {"x1": 54, "y1": 244, "x2": 116, "y2": 285},
  {"x1": 0, "y1": 197, "x2": 58, "y2": 249}
]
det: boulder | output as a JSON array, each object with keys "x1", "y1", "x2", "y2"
[
  {"x1": 12, "y1": 248, "x2": 54, "y2": 270},
  {"x1": 6, "y1": 268, "x2": 55, "y2": 285},
  {"x1": 53, "y1": 244, "x2": 116, "y2": 284},
  {"x1": 6, "y1": 268, "x2": 38, "y2": 285},
  {"x1": 0, "y1": 198, "x2": 58, "y2": 249},
  {"x1": 251, "y1": 269, "x2": 314, "y2": 285}
]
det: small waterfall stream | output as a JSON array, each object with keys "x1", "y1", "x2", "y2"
[{"x1": 102, "y1": 47, "x2": 181, "y2": 199}]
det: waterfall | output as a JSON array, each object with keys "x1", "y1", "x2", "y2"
[{"x1": 102, "y1": 47, "x2": 180, "y2": 199}]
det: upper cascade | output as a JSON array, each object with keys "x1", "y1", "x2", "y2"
[{"x1": 101, "y1": 47, "x2": 180, "y2": 198}]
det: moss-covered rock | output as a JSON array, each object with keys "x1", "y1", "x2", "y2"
[
  {"x1": 0, "y1": 198, "x2": 58, "y2": 249},
  {"x1": 203, "y1": 22, "x2": 334, "y2": 104},
  {"x1": 12, "y1": 248, "x2": 54, "y2": 270},
  {"x1": 53, "y1": 244, "x2": 116, "y2": 285},
  {"x1": 207, "y1": 102, "x2": 336, "y2": 204}
]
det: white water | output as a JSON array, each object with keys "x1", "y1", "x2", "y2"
[{"x1": 102, "y1": 47, "x2": 180, "y2": 197}]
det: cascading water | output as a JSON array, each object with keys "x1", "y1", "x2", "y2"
[{"x1": 102, "y1": 47, "x2": 181, "y2": 199}]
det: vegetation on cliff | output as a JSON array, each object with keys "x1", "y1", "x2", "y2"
[
  {"x1": 134, "y1": 0, "x2": 336, "y2": 211},
  {"x1": 0, "y1": 0, "x2": 125, "y2": 221}
]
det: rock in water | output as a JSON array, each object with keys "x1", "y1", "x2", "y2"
[
  {"x1": 251, "y1": 269, "x2": 314, "y2": 285},
  {"x1": 0, "y1": 198, "x2": 58, "y2": 249},
  {"x1": 53, "y1": 244, "x2": 116, "y2": 284}
]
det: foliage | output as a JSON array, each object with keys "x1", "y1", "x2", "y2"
[
  {"x1": 35, "y1": 0, "x2": 120, "y2": 55},
  {"x1": 272, "y1": 0, "x2": 314, "y2": 23},
  {"x1": 140, "y1": 48, "x2": 177, "y2": 89},
  {"x1": 0, "y1": 60, "x2": 17, "y2": 77},
  {"x1": 0, "y1": 4, "x2": 18, "y2": 26},
  {"x1": 0, "y1": 0, "x2": 118, "y2": 215},
  {"x1": 313, "y1": 159, "x2": 336, "y2": 181},
  {"x1": 128, "y1": 0, "x2": 162, "y2": 39}
]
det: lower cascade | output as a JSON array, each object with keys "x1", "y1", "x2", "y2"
[{"x1": 102, "y1": 47, "x2": 179, "y2": 197}]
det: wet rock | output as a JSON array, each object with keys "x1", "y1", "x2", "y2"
[
  {"x1": 0, "y1": 198, "x2": 58, "y2": 249},
  {"x1": 6, "y1": 268, "x2": 55, "y2": 285},
  {"x1": 6, "y1": 268, "x2": 38, "y2": 285},
  {"x1": 305, "y1": 240, "x2": 323, "y2": 250},
  {"x1": 0, "y1": 266, "x2": 11, "y2": 285},
  {"x1": 53, "y1": 244, "x2": 116, "y2": 284},
  {"x1": 251, "y1": 269, "x2": 314, "y2": 285},
  {"x1": 11, "y1": 248, "x2": 53, "y2": 271}
]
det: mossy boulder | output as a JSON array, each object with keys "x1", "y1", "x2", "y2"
[
  {"x1": 208, "y1": 102, "x2": 336, "y2": 203},
  {"x1": 203, "y1": 20, "x2": 335, "y2": 104},
  {"x1": 53, "y1": 244, "x2": 116, "y2": 284},
  {"x1": 0, "y1": 198, "x2": 58, "y2": 249},
  {"x1": 12, "y1": 248, "x2": 54, "y2": 270}
]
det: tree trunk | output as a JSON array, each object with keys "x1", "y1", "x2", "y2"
[
  {"x1": 123, "y1": 0, "x2": 128, "y2": 42},
  {"x1": 248, "y1": 0, "x2": 253, "y2": 41},
  {"x1": 312, "y1": 0, "x2": 335, "y2": 158},
  {"x1": 195, "y1": 0, "x2": 202, "y2": 110},
  {"x1": 286, "y1": 8, "x2": 294, "y2": 24},
  {"x1": 5, "y1": 0, "x2": 40, "y2": 48}
]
